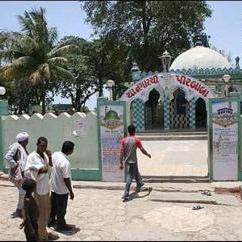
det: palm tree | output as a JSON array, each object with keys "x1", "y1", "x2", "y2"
[{"x1": 0, "y1": 7, "x2": 77, "y2": 114}]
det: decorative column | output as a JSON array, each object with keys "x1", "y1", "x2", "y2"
[
  {"x1": 163, "y1": 94, "x2": 170, "y2": 130},
  {"x1": 132, "y1": 99, "x2": 145, "y2": 131},
  {"x1": 189, "y1": 97, "x2": 196, "y2": 129}
]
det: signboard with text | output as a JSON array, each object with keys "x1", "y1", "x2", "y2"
[
  {"x1": 98, "y1": 100, "x2": 126, "y2": 181},
  {"x1": 209, "y1": 97, "x2": 240, "y2": 181}
]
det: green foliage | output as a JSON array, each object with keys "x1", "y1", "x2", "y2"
[
  {"x1": 57, "y1": 36, "x2": 98, "y2": 111},
  {"x1": 0, "y1": 7, "x2": 76, "y2": 114},
  {"x1": 82, "y1": 1, "x2": 212, "y2": 72}
]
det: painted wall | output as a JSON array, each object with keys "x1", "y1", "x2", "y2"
[{"x1": 1, "y1": 112, "x2": 100, "y2": 180}]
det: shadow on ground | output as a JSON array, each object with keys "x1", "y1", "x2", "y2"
[{"x1": 124, "y1": 187, "x2": 152, "y2": 202}]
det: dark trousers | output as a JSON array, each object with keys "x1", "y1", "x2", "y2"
[
  {"x1": 24, "y1": 220, "x2": 38, "y2": 241},
  {"x1": 123, "y1": 162, "x2": 144, "y2": 198},
  {"x1": 49, "y1": 192, "x2": 68, "y2": 229}
]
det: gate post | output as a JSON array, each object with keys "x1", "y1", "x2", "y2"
[
  {"x1": 0, "y1": 100, "x2": 8, "y2": 171},
  {"x1": 208, "y1": 95, "x2": 240, "y2": 181}
]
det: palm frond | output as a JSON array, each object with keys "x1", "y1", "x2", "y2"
[
  {"x1": 48, "y1": 57, "x2": 68, "y2": 66},
  {"x1": 48, "y1": 44, "x2": 80, "y2": 57},
  {"x1": 51, "y1": 66, "x2": 75, "y2": 82},
  {"x1": 17, "y1": 11, "x2": 34, "y2": 36},
  {"x1": 12, "y1": 56, "x2": 35, "y2": 66},
  {"x1": 48, "y1": 27, "x2": 58, "y2": 46},
  {"x1": 0, "y1": 64, "x2": 30, "y2": 81}
]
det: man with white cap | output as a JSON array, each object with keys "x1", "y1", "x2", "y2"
[{"x1": 5, "y1": 131, "x2": 29, "y2": 218}]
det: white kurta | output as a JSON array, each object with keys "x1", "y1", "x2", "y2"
[
  {"x1": 50, "y1": 151, "x2": 72, "y2": 195},
  {"x1": 24, "y1": 151, "x2": 50, "y2": 195}
]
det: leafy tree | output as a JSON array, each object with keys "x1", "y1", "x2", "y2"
[
  {"x1": 82, "y1": 1, "x2": 212, "y2": 72},
  {"x1": 0, "y1": 7, "x2": 77, "y2": 114},
  {"x1": 57, "y1": 36, "x2": 98, "y2": 111}
]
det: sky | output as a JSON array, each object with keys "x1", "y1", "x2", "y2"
[{"x1": 0, "y1": 1, "x2": 241, "y2": 110}]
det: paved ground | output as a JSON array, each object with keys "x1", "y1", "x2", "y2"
[
  {"x1": 1, "y1": 179, "x2": 242, "y2": 241},
  {"x1": 138, "y1": 140, "x2": 208, "y2": 177}
]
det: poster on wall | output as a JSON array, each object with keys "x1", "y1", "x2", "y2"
[
  {"x1": 72, "y1": 117, "x2": 88, "y2": 137},
  {"x1": 210, "y1": 98, "x2": 239, "y2": 181},
  {"x1": 99, "y1": 104, "x2": 125, "y2": 181}
]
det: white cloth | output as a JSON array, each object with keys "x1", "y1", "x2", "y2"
[
  {"x1": 16, "y1": 132, "x2": 29, "y2": 142},
  {"x1": 50, "y1": 151, "x2": 72, "y2": 195},
  {"x1": 4, "y1": 143, "x2": 28, "y2": 170},
  {"x1": 24, "y1": 151, "x2": 50, "y2": 195}
]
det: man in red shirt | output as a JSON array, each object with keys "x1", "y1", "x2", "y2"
[{"x1": 120, "y1": 124, "x2": 151, "y2": 201}]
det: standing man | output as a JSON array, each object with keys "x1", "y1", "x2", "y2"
[
  {"x1": 48, "y1": 141, "x2": 75, "y2": 232},
  {"x1": 120, "y1": 124, "x2": 151, "y2": 201},
  {"x1": 5, "y1": 132, "x2": 29, "y2": 218},
  {"x1": 24, "y1": 137, "x2": 53, "y2": 241}
]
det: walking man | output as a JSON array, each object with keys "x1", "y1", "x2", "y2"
[
  {"x1": 48, "y1": 141, "x2": 75, "y2": 232},
  {"x1": 120, "y1": 124, "x2": 151, "y2": 201},
  {"x1": 24, "y1": 137, "x2": 54, "y2": 241},
  {"x1": 5, "y1": 132, "x2": 29, "y2": 218}
]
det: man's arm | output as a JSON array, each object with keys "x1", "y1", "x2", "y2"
[
  {"x1": 119, "y1": 139, "x2": 125, "y2": 170},
  {"x1": 64, "y1": 178, "x2": 74, "y2": 200},
  {"x1": 140, "y1": 147, "x2": 151, "y2": 158},
  {"x1": 45, "y1": 150, "x2": 53, "y2": 167},
  {"x1": 5, "y1": 144, "x2": 18, "y2": 168},
  {"x1": 38, "y1": 166, "x2": 48, "y2": 174},
  {"x1": 136, "y1": 138, "x2": 151, "y2": 158}
]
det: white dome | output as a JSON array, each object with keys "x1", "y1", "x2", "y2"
[{"x1": 170, "y1": 45, "x2": 232, "y2": 71}]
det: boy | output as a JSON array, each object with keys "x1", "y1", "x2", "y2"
[
  {"x1": 19, "y1": 178, "x2": 39, "y2": 241},
  {"x1": 120, "y1": 124, "x2": 151, "y2": 201}
]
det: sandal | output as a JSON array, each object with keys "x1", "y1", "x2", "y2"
[{"x1": 192, "y1": 205, "x2": 204, "y2": 210}]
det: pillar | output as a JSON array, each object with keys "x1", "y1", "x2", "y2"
[
  {"x1": 189, "y1": 97, "x2": 196, "y2": 129},
  {"x1": 132, "y1": 99, "x2": 145, "y2": 131},
  {"x1": 163, "y1": 94, "x2": 170, "y2": 130}
]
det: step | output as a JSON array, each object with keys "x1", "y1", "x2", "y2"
[
  {"x1": 137, "y1": 135, "x2": 208, "y2": 141},
  {"x1": 143, "y1": 176, "x2": 210, "y2": 183},
  {"x1": 137, "y1": 131, "x2": 208, "y2": 136}
]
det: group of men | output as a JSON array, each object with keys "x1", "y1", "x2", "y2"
[
  {"x1": 5, "y1": 132, "x2": 75, "y2": 241},
  {"x1": 4, "y1": 124, "x2": 151, "y2": 239}
]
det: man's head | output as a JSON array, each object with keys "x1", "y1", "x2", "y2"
[
  {"x1": 16, "y1": 132, "x2": 29, "y2": 147},
  {"x1": 36, "y1": 137, "x2": 48, "y2": 153},
  {"x1": 22, "y1": 178, "x2": 36, "y2": 193},
  {"x1": 61, "y1": 141, "x2": 75, "y2": 155},
  {"x1": 128, "y1": 124, "x2": 136, "y2": 136}
]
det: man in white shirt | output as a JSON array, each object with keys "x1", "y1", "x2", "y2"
[
  {"x1": 5, "y1": 132, "x2": 29, "y2": 218},
  {"x1": 24, "y1": 137, "x2": 53, "y2": 241},
  {"x1": 48, "y1": 141, "x2": 75, "y2": 232}
]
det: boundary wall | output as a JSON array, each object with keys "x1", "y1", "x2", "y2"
[{"x1": 0, "y1": 112, "x2": 100, "y2": 181}]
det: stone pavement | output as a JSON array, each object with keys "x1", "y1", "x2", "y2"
[{"x1": 1, "y1": 179, "x2": 242, "y2": 241}]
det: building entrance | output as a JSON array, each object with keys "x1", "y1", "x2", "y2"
[
  {"x1": 145, "y1": 89, "x2": 164, "y2": 130},
  {"x1": 170, "y1": 88, "x2": 189, "y2": 129},
  {"x1": 196, "y1": 98, "x2": 207, "y2": 129}
]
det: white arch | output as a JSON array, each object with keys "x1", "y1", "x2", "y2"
[{"x1": 120, "y1": 73, "x2": 216, "y2": 103}]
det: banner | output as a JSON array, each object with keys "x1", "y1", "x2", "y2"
[
  {"x1": 99, "y1": 103, "x2": 125, "y2": 181},
  {"x1": 120, "y1": 73, "x2": 215, "y2": 103},
  {"x1": 210, "y1": 98, "x2": 239, "y2": 180}
]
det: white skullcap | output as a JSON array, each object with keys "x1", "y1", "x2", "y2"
[{"x1": 16, "y1": 132, "x2": 29, "y2": 142}]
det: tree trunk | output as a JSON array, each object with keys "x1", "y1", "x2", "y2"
[{"x1": 41, "y1": 80, "x2": 46, "y2": 114}]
